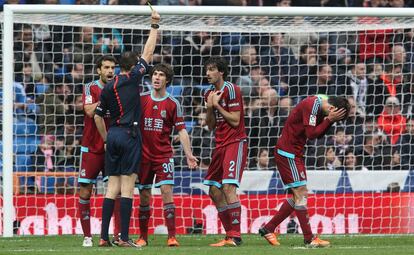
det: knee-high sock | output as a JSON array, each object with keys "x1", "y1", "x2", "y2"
[
  {"x1": 139, "y1": 205, "x2": 151, "y2": 241},
  {"x1": 217, "y1": 205, "x2": 232, "y2": 236},
  {"x1": 120, "y1": 197, "x2": 133, "y2": 241},
  {"x1": 113, "y1": 196, "x2": 121, "y2": 237},
  {"x1": 226, "y1": 202, "x2": 241, "y2": 238},
  {"x1": 163, "y1": 202, "x2": 176, "y2": 238},
  {"x1": 79, "y1": 198, "x2": 91, "y2": 237},
  {"x1": 295, "y1": 205, "x2": 313, "y2": 242},
  {"x1": 264, "y1": 198, "x2": 295, "y2": 232},
  {"x1": 100, "y1": 198, "x2": 115, "y2": 241}
]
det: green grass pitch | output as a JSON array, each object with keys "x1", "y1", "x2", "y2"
[{"x1": 1, "y1": 234, "x2": 414, "y2": 255}]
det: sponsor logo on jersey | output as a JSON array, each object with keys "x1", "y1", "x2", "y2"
[
  {"x1": 229, "y1": 103, "x2": 239, "y2": 107},
  {"x1": 85, "y1": 95, "x2": 93, "y2": 104},
  {"x1": 309, "y1": 115, "x2": 317, "y2": 126}
]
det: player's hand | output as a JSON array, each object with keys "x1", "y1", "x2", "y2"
[
  {"x1": 212, "y1": 91, "x2": 223, "y2": 107},
  {"x1": 186, "y1": 155, "x2": 199, "y2": 169},
  {"x1": 151, "y1": 10, "x2": 160, "y2": 24},
  {"x1": 206, "y1": 92, "x2": 214, "y2": 108},
  {"x1": 327, "y1": 108, "x2": 347, "y2": 122}
]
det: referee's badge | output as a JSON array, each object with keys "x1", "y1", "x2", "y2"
[
  {"x1": 309, "y1": 115, "x2": 317, "y2": 126},
  {"x1": 161, "y1": 110, "x2": 166, "y2": 118}
]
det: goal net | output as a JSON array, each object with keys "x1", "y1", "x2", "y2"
[{"x1": 1, "y1": 5, "x2": 414, "y2": 236}]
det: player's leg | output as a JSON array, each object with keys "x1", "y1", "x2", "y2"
[
  {"x1": 135, "y1": 159, "x2": 153, "y2": 246},
  {"x1": 112, "y1": 195, "x2": 121, "y2": 244},
  {"x1": 78, "y1": 150, "x2": 103, "y2": 247},
  {"x1": 220, "y1": 140, "x2": 248, "y2": 245},
  {"x1": 290, "y1": 157, "x2": 329, "y2": 248},
  {"x1": 100, "y1": 175, "x2": 121, "y2": 246},
  {"x1": 136, "y1": 188, "x2": 151, "y2": 246},
  {"x1": 117, "y1": 173, "x2": 138, "y2": 247},
  {"x1": 154, "y1": 158, "x2": 179, "y2": 246},
  {"x1": 259, "y1": 151, "x2": 296, "y2": 246},
  {"x1": 160, "y1": 184, "x2": 179, "y2": 246},
  {"x1": 79, "y1": 183, "x2": 93, "y2": 246}
]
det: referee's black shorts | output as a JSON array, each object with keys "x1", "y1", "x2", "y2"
[{"x1": 105, "y1": 126, "x2": 141, "y2": 176}]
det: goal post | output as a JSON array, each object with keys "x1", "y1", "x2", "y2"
[{"x1": 2, "y1": 4, "x2": 414, "y2": 237}]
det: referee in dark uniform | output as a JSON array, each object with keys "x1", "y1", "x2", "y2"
[{"x1": 94, "y1": 10, "x2": 160, "y2": 248}]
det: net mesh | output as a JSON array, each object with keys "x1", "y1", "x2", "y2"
[{"x1": 1, "y1": 11, "x2": 414, "y2": 235}]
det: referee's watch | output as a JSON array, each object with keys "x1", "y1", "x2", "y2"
[{"x1": 151, "y1": 23, "x2": 160, "y2": 29}]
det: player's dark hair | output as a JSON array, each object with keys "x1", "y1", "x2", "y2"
[
  {"x1": 204, "y1": 56, "x2": 229, "y2": 80},
  {"x1": 119, "y1": 51, "x2": 139, "y2": 72},
  {"x1": 150, "y1": 63, "x2": 174, "y2": 87},
  {"x1": 95, "y1": 55, "x2": 117, "y2": 70},
  {"x1": 328, "y1": 96, "x2": 350, "y2": 120}
]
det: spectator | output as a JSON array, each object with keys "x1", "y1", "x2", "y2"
[
  {"x1": 249, "y1": 88, "x2": 279, "y2": 158},
  {"x1": 377, "y1": 96, "x2": 407, "y2": 145},
  {"x1": 276, "y1": 96, "x2": 292, "y2": 127},
  {"x1": 399, "y1": 117, "x2": 414, "y2": 170},
  {"x1": 289, "y1": 44, "x2": 318, "y2": 98},
  {"x1": 249, "y1": 148, "x2": 273, "y2": 171},
  {"x1": 260, "y1": 33, "x2": 297, "y2": 95},
  {"x1": 367, "y1": 64, "x2": 405, "y2": 116},
  {"x1": 308, "y1": 64, "x2": 337, "y2": 96},
  {"x1": 173, "y1": 29, "x2": 220, "y2": 85},
  {"x1": 330, "y1": 128, "x2": 351, "y2": 160},
  {"x1": 35, "y1": 77, "x2": 71, "y2": 135},
  {"x1": 343, "y1": 149, "x2": 358, "y2": 171},
  {"x1": 356, "y1": 134, "x2": 384, "y2": 170},
  {"x1": 343, "y1": 62, "x2": 368, "y2": 116},
  {"x1": 190, "y1": 112, "x2": 214, "y2": 162},
  {"x1": 339, "y1": 97, "x2": 365, "y2": 148},
  {"x1": 316, "y1": 146, "x2": 342, "y2": 171},
  {"x1": 33, "y1": 135, "x2": 56, "y2": 172},
  {"x1": 390, "y1": 44, "x2": 411, "y2": 76},
  {"x1": 317, "y1": 37, "x2": 336, "y2": 65},
  {"x1": 14, "y1": 24, "x2": 53, "y2": 82},
  {"x1": 232, "y1": 44, "x2": 259, "y2": 79},
  {"x1": 388, "y1": 0, "x2": 405, "y2": 7},
  {"x1": 93, "y1": 28, "x2": 125, "y2": 56},
  {"x1": 237, "y1": 66, "x2": 265, "y2": 95}
]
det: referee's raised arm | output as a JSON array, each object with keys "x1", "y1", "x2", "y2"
[{"x1": 140, "y1": 10, "x2": 161, "y2": 64}]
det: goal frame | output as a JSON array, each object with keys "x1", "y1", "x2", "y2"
[{"x1": 2, "y1": 4, "x2": 414, "y2": 237}]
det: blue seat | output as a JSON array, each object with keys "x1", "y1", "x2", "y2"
[
  {"x1": 14, "y1": 136, "x2": 38, "y2": 155},
  {"x1": 184, "y1": 121, "x2": 196, "y2": 132},
  {"x1": 167, "y1": 86, "x2": 183, "y2": 97},
  {"x1": 15, "y1": 154, "x2": 33, "y2": 172},
  {"x1": 14, "y1": 119, "x2": 37, "y2": 136},
  {"x1": 35, "y1": 83, "x2": 49, "y2": 95}
]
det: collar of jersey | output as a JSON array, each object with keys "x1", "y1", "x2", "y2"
[
  {"x1": 210, "y1": 81, "x2": 229, "y2": 92},
  {"x1": 151, "y1": 90, "x2": 170, "y2": 102},
  {"x1": 95, "y1": 80, "x2": 104, "y2": 89}
]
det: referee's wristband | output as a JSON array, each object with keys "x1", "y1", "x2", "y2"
[{"x1": 151, "y1": 23, "x2": 160, "y2": 29}]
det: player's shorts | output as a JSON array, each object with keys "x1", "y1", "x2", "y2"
[
  {"x1": 136, "y1": 157, "x2": 175, "y2": 190},
  {"x1": 105, "y1": 126, "x2": 142, "y2": 176},
  {"x1": 274, "y1": 148, "x2": 307, "y2": 189},
  {"x1": 78, "y1": 146, "x2": 105, "y2": 184},
  {"x1": 203, "y1": 139, "x2": 247, "y2": 188}
]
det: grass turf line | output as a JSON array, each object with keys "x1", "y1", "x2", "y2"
[{"x1": 0, "y1": 234, "x2": 413, "y2": 255}]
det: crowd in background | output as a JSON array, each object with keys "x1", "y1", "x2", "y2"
[{"x1": 1, "y1": 0, "x2": 414, "y2": 187}]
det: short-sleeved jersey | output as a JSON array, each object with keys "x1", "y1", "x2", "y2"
[
  {"x1": 95, "y1": 59, "x2": 148, "y2": 127},
  {"x1": 204, "y1": 81, "x2": 247, "y2": 148},
  {"x1": 276, "y1": 96, "x2": 330, "y2": 158},
  {"x1": 140, "y1": 91, "x2": 186, "y2": 161},
  {"x1": 81, "y1": 79, "x2": 109, "y2": 154}
]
